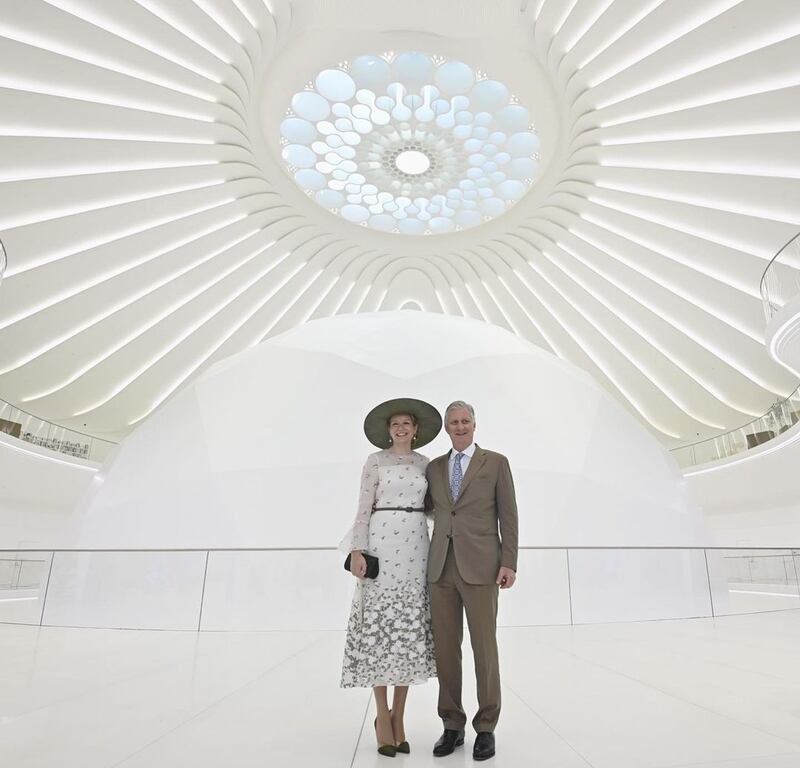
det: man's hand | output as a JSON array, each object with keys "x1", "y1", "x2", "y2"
[{"x1": 496, "y1": 566, "x2": 516, "y2": 589}]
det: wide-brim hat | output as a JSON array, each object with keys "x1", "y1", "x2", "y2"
[{"x1": 363, "y1": 397, "x2": 442, "y2": 449}]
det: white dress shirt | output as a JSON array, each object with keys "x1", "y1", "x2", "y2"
[{"x1": 448, "y1": 442, "x2": 476, "y2": 485}]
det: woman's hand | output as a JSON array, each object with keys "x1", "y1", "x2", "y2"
[{"x1": 349, "y1": 550, "x2": 367, "y2": 579}]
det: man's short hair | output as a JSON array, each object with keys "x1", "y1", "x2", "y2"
[{"x1": 444, "y1": 400, "x2": 476, "y2": 424}]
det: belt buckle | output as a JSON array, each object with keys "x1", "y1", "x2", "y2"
[{"x1": 405, "y1": 506, "x2": 413, "y2": 513}]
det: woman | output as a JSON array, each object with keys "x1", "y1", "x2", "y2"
[{"x1": 340, "y1": 397, "x2": 441, "y2": 757}]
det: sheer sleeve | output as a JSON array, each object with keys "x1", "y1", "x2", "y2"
[{"x1": 337, "y1": 453, "x2": 380, "y2": 554}]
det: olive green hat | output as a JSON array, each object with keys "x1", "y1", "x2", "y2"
[{"x1": 363, "y1": 397, "x2": 442, "y2": 449}]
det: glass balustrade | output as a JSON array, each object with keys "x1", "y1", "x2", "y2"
[
  {"x1": 670, "y1": 232, "x2": 800, "y2": 468},
  {"x1": 0, "y1": 547, "x2": 797, "y2": 629},
  {"x1": 761, "y1": 231, "x2": 800, "y2": 322},
  {"x1": 0, "y1": 397, "x2": 116, "y2": 463},
  {"x1": 670, "y1": 385, "x2": 800, "y2": 468}
]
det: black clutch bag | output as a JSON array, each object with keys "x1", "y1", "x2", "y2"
[{"x1": 344, "y1": 552, "x2": 379, "y2": 579}]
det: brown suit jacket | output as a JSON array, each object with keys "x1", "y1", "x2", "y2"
[{"x1": 425, "y1": 445, "x2": 519, "y2": 585}]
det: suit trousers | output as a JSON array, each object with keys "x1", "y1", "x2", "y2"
[{"x1": 429, "y1": 542, "x2": 500, "y2": 733}]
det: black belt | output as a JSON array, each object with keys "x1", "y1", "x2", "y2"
[{"x1": 373, "y1": 506, "x2": 425, "y2": 512}]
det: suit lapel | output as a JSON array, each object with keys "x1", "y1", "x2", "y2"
[
  {"x1": 439, "y1": 452, "x2": 452, "y2": 504},
  {"x1": 457, "y1": 446, "x2": 486, "y2": 501}
]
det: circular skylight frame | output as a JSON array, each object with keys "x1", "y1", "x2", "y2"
[{"x1": 280, "y1": 51, "x2": 541, "y2": 235}]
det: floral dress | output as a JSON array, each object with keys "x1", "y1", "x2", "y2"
[{"x1": 340, "y1": 449, "x2": 437, "y2": 688}]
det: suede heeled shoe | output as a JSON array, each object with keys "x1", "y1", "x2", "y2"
[{"x1": 374, "y1": 716, "x2": 397, "y2": 758}]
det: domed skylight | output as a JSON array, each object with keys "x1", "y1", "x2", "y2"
[{"x1": 280, "y1": 52, "x2": 540, "y2": 235}]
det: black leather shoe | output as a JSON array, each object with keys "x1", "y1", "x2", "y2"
[
  {"x1": 433, "y1": 729, "x2": 465, "y2": 756},
  {"x1": 473, "y1": 732, "x2": 495, "y2": 761}
]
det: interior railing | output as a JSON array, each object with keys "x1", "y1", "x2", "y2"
[
  {"x1": 0, "y1": 397, "x2": 116, "y2": 463},
  {"x1": 760, "y1": 231, "x2": 800, "y2": 322},
  {"x1": 670, "y1": 384, "x2": 800, "y2": 468},
  {"x1": 1, "y1": 547, "x2": 799, "y2": 630}
]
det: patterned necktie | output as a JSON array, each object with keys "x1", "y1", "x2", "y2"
[{"x1": 451, "y1": 452, "x2": 464, "y2": 501}]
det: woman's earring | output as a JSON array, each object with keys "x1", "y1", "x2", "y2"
[{"x1": 389, "y1": 437, "x2": 393, "y2": 444}]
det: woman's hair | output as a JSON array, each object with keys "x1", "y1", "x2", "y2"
[{"x1": 386, "y1": 411, "x2": 419, "y2": 428}]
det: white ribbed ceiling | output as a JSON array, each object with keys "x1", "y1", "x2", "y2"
[{"x1": 0, "y1": 0, "x2": 799, "y2": 445}]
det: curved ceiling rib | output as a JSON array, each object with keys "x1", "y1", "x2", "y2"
[{"x1": 0, "y1": 0, "x2": 797, "y2": 447}]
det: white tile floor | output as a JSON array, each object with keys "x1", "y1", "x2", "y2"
[{"x1": 3, "y1": 611, "x2": 800, "y2": 767}]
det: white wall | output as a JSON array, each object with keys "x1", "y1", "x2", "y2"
[
  {"x1": 73, "y1": 312, "x2": 708, "y2": 549},
  {"x1": 0, "y1": 434, "x2": 97, "y2": 549},
  {"x1": 684, "y1": 423, "x2": 800, "y2": 547}
]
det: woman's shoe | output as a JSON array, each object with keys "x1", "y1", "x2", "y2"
[
  {"x1": 389, "y1": 710, "x2": 409, "y2": 753},
  {"x1": 374, "y1": 716, "x2": 397, "y2": 758}
]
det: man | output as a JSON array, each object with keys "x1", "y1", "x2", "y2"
[{"x1": 425, "y1": 400, "x2": 519, "y2": 761}]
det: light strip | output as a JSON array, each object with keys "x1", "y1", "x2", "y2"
[
  {"x1": 0, "y1": 213, "x2": 252, "y2": 352},
  {"x1": 598, "y1": 126, "x2": 800, "y2": 145},
  {"x1": 448, "y1": 284, "x2": 469, "y2": 318},
  {"x1": 539, "y1": 239, "x2": 730, "y2": 427},
  {"x1": 575, "y1": 0, "x2": 665, "y2": 71},
  {"x1": 460, "y1": 281, "x2": 492, "y2": 323},
  {"x1": 565, "y1": 217, "x2": 761, "y2": 325},
  {"x1": 594, "y1": 22, "x2": 800, "y2": 110},
  {"x1": 580, "y1": 201, "x2": 764, "y2": 295},
  {"x1": 331, "y1": 279, "x2": 357, "y2": 316},
  {"x1": 538, "y1": 242, "x2": 727, "y2": 428},
  {"x1": 495, "y1": 273, "x2": 567, "y2": 358},
  {"x1": 592, "y1": 179, "x2": 800, "y2": 227},
  {"x1": 550, "y1": 0, "x2": 580, "y2": 40},
  {"x1": 0, "y1": 22, "x2": 221, "y2": 102},
  {"x1": 256, "y1": 266, "x2": 329, "y2": 341},
  {"x1": 291, "y1": 274, "x2": 343, "y2": 327},
  {"x1": 20, "y1": 232, "x2": 270, "y2": 398},
  {"x1": 768, "y1": 314, "x2": 800, "y2": 379},
  {"x1": 558, "y1": 0, "x2": 615, "y2": 57},
  {"x1": 597, "y1": 158, "x2": 800, "y2": 181},
  {"x1": 479, "y1": 277, "x2": 524, "y2": 337},
  {"x1": 231, "y1": 0, "x2": 261, "y2": 30},
  {"x1": 193, "y1": 0, "x2": 246, "y2": 45},
  {"x1": 0, "y1": 158, "x2": 221, "y2": 184},
  {"x1": 497, "y1": 237, "x2": 681, "y2": 438},
  {"x1": 4, "y1": 196, "x2": 237, "y2": 278},
  {"x1": 0, "y1": 76, "x2": 217, "y2": 123},
  {"x1": 0, "y1": 177, "x2": 228, "y2": 231},
  {"x1": 554, "y1": 226, "x2": 771, "y2": 410},
  {"x1": 463, "y1": 249, "x2": 559, "y2": 351},
  {"x1": 585, "y1": 0, "x2": 741, "y2": 88},
  {"x1": 594, "y1": 70, "x2": 800, "y2": 125},
  {"x1": 0, "y1": 126, "x2": 217, "y2": 144},
  {"x1": 512, "y1": 259, "x2": 681, "y2": 438},
  {"x1": 0, "y1": 596, "x2": 39, "y2": 602},
  {"x1": 48, "y1": 0, "x2": 231, "y2": 75},
  {"x1": 128, "y1": 261, "x2": 318, "y2": 425},
  {"x1": 72, "y1": 249, "x2": 295, "y2": 416}
]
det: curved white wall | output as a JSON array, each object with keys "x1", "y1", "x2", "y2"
[
  {"x1": 685, "y1": 422, "x2": 800, "y2": 547},
  {"x1": 0, "y1": 434, "x2": 96, "y2": 549},
  {"x1": 73, "y1": 311, "x2": 708, "y2": 549}
]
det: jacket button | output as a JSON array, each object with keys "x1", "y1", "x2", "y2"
[{"x1": 451, "y1": 511, "x2": 456, "y2": 516}]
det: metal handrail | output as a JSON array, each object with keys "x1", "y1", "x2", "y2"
[
  {"x1": 669, "y1": 383, "x2": 800, "y2": 467},
  {"x1": 0, "y1": 396, "x2": 116, "y2": 463},
  {"x1": 760, "y1": 230, "x2": 800, "y2": 321}
]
